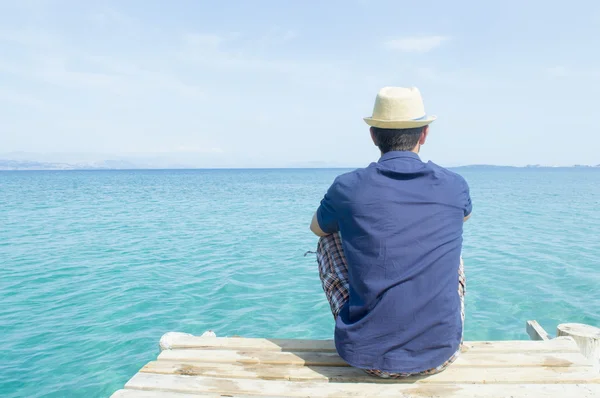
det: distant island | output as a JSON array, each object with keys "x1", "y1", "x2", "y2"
[
  {"x1": 0, "y1": 159, "x2": 139, "y2": 171},
  {"x1": 1, "y1": 159, "x2": 599, "y2": 171},
  {"x1": 453, "y1": 164, "x2": 600, "y2": 170}
]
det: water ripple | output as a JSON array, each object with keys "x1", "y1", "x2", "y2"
[{"x1": 1, "y1": 168, "x2": 599, "y2": 397}]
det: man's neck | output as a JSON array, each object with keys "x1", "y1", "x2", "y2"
[{"x1": 380, "y1": 146, "x2": 420, "y2": 157}]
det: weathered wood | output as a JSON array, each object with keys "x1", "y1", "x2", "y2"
[
  {"x1": 461, "y1": 337, "x2": 579, "y2": 353},
  {"x1": 557, "y1": 323, "x2": 600, "y2": 367},
  {"x1": 159, "y1": 335, "x2": 337, "y2": 352},
  {"x1": 125, "y1": 373, "x2": 600, "y2": 397},
  {"x1": 157, "y1": 349, "x2": 589, "y2": 368},
  {"x1": 110, "y1": 390, "x2": 264, "y2": 398},
  {"x1": 454, "y1": 352, "x2": 587, "y2": 367},
  {"x1": 527, "y1": 320, "x2": 551, "y2": 341},
  {"x1": 140, "y1": 360, "x2": 600, "y2": 384},
  {"x1": 114, "y1": 335, "x2": 597, "y2": 397},
  {"x1": 158, "y1": 335, "x2": 579, "y2": 353},
  {"x1": 158, "y1": 348, "x2": 347, "y2": 366}
]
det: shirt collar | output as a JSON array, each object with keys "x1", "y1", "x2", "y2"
[{"x1": 378, "y1": 151, "x2": 422, "y2": 163}]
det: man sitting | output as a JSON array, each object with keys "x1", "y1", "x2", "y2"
[{"x1": 310, "y1": 87, "x2": 472, "y2": 378}]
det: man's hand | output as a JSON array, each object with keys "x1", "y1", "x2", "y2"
[
  {"x1": 310, "y1": 212, "x2": 329, "y2": 237},
  {"x1": 464, "y1": 213, "x2": 471, "y2": 222}
]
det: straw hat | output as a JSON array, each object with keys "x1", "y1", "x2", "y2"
[{"x1": 364, "y1": 87, "x2": 436, "y2": 128}]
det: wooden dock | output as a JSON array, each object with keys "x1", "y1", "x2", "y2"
[{"x1": 111, "y1": 331, "x2": 600, "y2": 397}]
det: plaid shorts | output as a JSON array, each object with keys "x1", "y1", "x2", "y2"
[{"x1": 316, "y1": 232, "x2": 466, "y2": 378}]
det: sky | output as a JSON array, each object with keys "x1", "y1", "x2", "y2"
[{"x1": 1, "y1": 0, "x2": 600, "y2": 167}]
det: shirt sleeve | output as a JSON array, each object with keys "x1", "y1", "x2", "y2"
[
  {"x1": 316, "y1": 178, "x2": 340, "y2": 234},
  {"x1": 462, "y1": 178, "x2": 473, "y2": 217}
]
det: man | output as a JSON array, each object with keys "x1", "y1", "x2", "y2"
[{"x1": 310, "y1": 87, "x2": 472, "y2": 378}]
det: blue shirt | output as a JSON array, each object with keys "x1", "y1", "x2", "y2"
[{"x1": 316, "y1": 151, "x2": 472, "y2": 373}]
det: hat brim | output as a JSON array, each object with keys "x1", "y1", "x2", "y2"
[{"x1": 363, "y1": 115, "x2": 436, "y2": 128}]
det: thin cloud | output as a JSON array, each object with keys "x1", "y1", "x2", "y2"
[
  {"x1": 184, "y1": 33, "x2": 226, "y2": 49},
  {"x1": 545, "y1": 66, "x2": 600, "y2": 81},
  {"x1": 0, "y1": 28, "x2": 61, "y2": 49},
  {"x1": 281, "y1": 30, "x2": 298, "y2": 42},
  {"x1": 0, "y1": 28, "x2": 202, "y2": 99},
  {"x1": 0, "y1": 89, "x2": 60, "y2": 111},
  {"x1": 546, "y1": 66, "x2": 568, "y2": 78},
  {"x1": 174, "y1": 145, "x2": 224, "y2": 154},
  {"x1": 180, "y1": 31, "x2": 345, "y2": 82},
  {"x1": 91, "y1": 8, "x2": 138, "y2": 29},
  {"x1": 384, "y1": 36, "x2": 450, "y2": 53}
]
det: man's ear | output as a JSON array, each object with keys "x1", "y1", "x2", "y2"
[
  {"x1": 419, "y1": 126, "x2": 429, "y2": 146},
  {"x1": 370, "y1": 127, "x2": 378, "y2": 146}
]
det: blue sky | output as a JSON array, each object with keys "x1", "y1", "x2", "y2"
[{"x1": 1, "y1": 0, "x2": 599, "y2": 167}]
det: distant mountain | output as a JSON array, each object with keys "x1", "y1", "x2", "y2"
[
  {"x1": 453, "y1": 164, "x2": 600, "y2": 170},
  {"x1": 0, "y1": 159, "x2": 139, "y2": 171},
  {"x1": 0, "y1": 159, "x2": 77, "y2": 170},
  {"x1": 451, "y1": 165, "x2": 518, "y2": 169},
  {"x1": 1, "y1": 154, "x2": 599, "y2": 170},
  {"x1": 0, "y1": 151, "x2": 245, "y2": 169},
  {"x1": 92, "y1": 160, "x2": 140, "y2": 169}
]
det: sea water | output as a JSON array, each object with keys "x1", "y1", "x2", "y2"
[{"x1": 1, "y1": 168, "x2": 599, "y2": 397}]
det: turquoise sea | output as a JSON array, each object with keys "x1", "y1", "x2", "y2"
[{"x1": 1, "y1": 168, "x2": 599, "y2": 397}]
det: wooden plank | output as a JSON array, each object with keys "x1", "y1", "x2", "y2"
[
  {"x1": 161, "y1": 336, "x2": 336, "y2": 352},
  {"x1": 110, "y1": 389, "x2": 262, "y2": 398},
  {"x1": 111, "y1": 388, "x2": 284, "y2": 398},
  {"x1": 142, "y1": 360, "x2": 600, "y2": 384},
  {"x1": 160, "y1": 335, "x2": 579, "y2": 353},
  {"x1": 157, "y1": 348, "x2": 590, "y2": 368},
  {"x1": 527, "y1": 320, "x2": 551, "y2": 341},
  {"x1": 461, "y1": 338, "x2": 578, "y2": 353},
  {"x1": 158, "y1": 349, "x2": 346, "y2": 366},
  {"x1": 125, "y1": 373, "x2": 600, "y2": 397},
  {"x1": 453, "y1": 352, "x2": 588, "y2": 367}
]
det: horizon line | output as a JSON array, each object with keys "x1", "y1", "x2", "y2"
[{"x1": 1, "y1": 164, "x2": 600, "y2": 172}]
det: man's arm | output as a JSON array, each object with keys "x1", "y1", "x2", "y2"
[
  {"x1": 310, "y1": 178, "x2": 340, "y2": 237},
  {"x1": 462, "y1": 177, "x2": 473, "y2": 222},
  {"x1": 310, "y1": 212, "x2": 329, "y2": 237}
]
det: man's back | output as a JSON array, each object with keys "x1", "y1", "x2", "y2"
[{"x1": 317, "y1": 151, "x2": 472, "y2": 373}]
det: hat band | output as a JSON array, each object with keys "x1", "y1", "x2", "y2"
[{"x1": 412, "y1": 114, "x2": 427, "y2": 120}]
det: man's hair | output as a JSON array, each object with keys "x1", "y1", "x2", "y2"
[{"x1": 371, "y1": 126, "x2": 424, "y2": 153}]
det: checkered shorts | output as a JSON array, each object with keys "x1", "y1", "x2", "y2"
[{"x1": 316, "y1": 232, "x2": 466, "y2": 378}]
